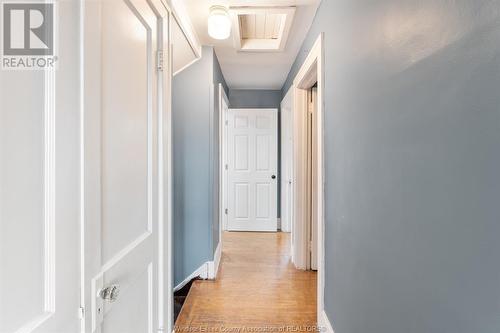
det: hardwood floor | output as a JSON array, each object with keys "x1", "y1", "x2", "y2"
[{"x1": 175, "y1": 232, "x2": 317, "y2": 330}]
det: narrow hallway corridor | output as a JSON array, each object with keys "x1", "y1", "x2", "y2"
[{"x1": 175, "y1": 232, "x2": 317, "y2": 329}]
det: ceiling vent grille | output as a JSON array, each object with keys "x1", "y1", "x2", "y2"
[{"x1": 230, "y1": 6, "x2": 296, "y2": 52}]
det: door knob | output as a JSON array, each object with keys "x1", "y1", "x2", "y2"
[
  {"x1": 99, "y1": 284, "x2": 120, "y2": 302},
  {"x1": 271, "y1": 175, "x2": 276, "y2": 179}
]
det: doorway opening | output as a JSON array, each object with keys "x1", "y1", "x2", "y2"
[{"x1": 289, "y1": 33, "x2": 326, "y2": 325}]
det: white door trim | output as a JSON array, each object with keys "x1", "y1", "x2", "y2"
[
  {"x1": 280, "y1": 87, "x2": 294, "y2": 233},
  {"x1": 291, "y1": 33, "x2": 326, "y2": 325},
  {"x1": 161, "y1": 2, "x2": 174, "y2": 330},
  {"x1": 169, "y1": 0, "x2": 202, "y2": 59},
  {"x1": 219, "y1": 83, "x2": 229, "y2": 235}
]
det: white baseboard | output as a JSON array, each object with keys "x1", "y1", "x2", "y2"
[
  {"x1": 207, "y1": 241, "x2": 222, "y2": 279},
  {"x1": 174, "y1": 242, "x2": 222, "y2": 291},
  {"x1": 174, "y1": 243, "x2": 222, "y2": 291},
  {"x1": 319, "y1": 310, "x2": 334, "y2": 333},
  {"x1": 173, "y1": 263, "x2": 208, "y2": 292}
]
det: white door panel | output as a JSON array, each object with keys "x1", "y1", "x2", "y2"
[
  {"x1": 227, "y1": 109, "x2": 278, "y2": 232},
  {"x1": 0, "y1": 73, "x2": 46, "y2": 333},
  {"x1": 256, "y1": 183, "x2": 271, "y2": 218},
  {"x1": 0, "y1": 2, "x2": 80, "y2": 332},
  {"x1": 100, "y1": 0, "x2": 152, "y2": 263}
]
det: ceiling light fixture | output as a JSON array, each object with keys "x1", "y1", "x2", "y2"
[{"x1": 208, "y1": 5, "x2": 231, "y2": 40}]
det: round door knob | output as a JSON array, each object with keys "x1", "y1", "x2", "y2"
[
  {"x1": 271, "y1": 175, "x2": 276, "y2": 179},
  {"x1": 99, "y1": 284, "x2": 120, "y2": 303}
]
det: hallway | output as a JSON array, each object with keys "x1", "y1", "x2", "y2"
[{"x1": 175, "y1": 232, "x2": 317, "y2": 329}]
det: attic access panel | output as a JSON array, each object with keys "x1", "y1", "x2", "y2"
[{"x1": 230, "y1": 6, "x2": 296, "y2": 52}]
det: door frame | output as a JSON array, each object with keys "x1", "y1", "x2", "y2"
[
  {"x1": 290, "y1": 33, "x2": 326, "y2": 325},
  {"x1": 79, "y1": 0, "x2": 174, "y2": 331},
  {"x1": 218, "y1": 83, "x2": 229, "y2": 238},
  {"x1": 280, "y1": 88, "x2": 294, "y2": 234}
]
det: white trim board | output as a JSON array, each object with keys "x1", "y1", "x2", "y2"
[
  {"x1": 173, "y1": 263, "x2": 208, "y2": 292},
  {"x1": 207, "y1": 241, "x2": 222, "y2": 279},
  {"x1": 173, "y1": 242, "x2": 221, "y2": 292},
  {"x1": 169, "y1": 0, "x2": 202, "y2": 77},
  {"x1": 173, "y1": 57, "x2": 201, "y2": 77},
  {"x1": 319, "y1": 310, "x2": 335, "y2": 333},
  {"x1": 280, "y1": 86, "x2": 294, "y2": 233},
  {"x1": 219, "y1": 84, "x2": 229, "y2": 234},
  {"x1": 169, "y1": 0, "x2": 201, "y2": 58}
]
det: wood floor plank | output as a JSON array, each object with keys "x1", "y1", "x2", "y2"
[{"x1": 175, "y1": 232, "x2": 317, "y2": 330}]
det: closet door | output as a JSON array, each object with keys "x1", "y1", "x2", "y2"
[{"x1": 83, "y1": 0, "x2": 172, "y2": 331}]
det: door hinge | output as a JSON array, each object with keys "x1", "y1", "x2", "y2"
[
  {"x1": 156, "y1": 50, "x2": 164, "y2": 71},
  {"x1": 225, "y1": 208, "x2": 228, "y2": 215},
  {"x1": 78, "y1": 307, "x2": 85, "y2": 319}
]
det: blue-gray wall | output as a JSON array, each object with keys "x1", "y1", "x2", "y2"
[
  {"x1": 283, "y1": 1, "x2": 500, "y2": 332},
  {"x1": 228, "y1": 89, "x2": 283, "y2": 218},
  {"x1": 173, "y1": 46, "x2": 228, "y2": 286},
  {"x1": 228, "y1": 89, "x2": 282, "y2": 108}
]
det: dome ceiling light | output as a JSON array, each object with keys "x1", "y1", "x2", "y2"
[{"x1": 208, "y1": 5, "x2": 231, "y2": 40}]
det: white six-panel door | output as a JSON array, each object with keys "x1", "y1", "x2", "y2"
[
  {"x1": 227, "y1": 109, "x2": 278, "y2": 232},
  {"x1": 83, "y1": 0, "x2": 170, "y2": 331}
]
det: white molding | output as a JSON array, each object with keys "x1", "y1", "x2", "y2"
[
  {"x1": 163, "y1": 5, "x2": 174, "y2": 331},
  {"x1": 173, "y1": 56, "x2": 201, "y2": 77},
  {"x1": 280, "y1": 86, "x2": 294, "y2": 234},
  {"x1": 319, "y1": 310, "x2": 334, "y2": 333},
  {"x1": 78, "y1": 0, "x2": 86, "y2": 331},
  {"x1": 15, "y1": 56, "x2": 58, "y2": 333},
  {"x1": 173, "y1": 240, "x2": 222, "y2": 292},
  {"x1": 44, "y1": 64, "x2": 57, "y2": 316},
  {"x1": 173, "y1": 263, "x2": 208, "y2": 292},
  {"x1": 101, "y1": 232, "x2": 152, "y2": 273},
  {"x1": 207, "y1": 241, "x2": 222, "y2": 279},
  {"x1": 218, "y1": 83, "x2": 229, "y2": 241},
  {"x1": 169, "y1": 0, "x2": 201, "y2": 58},
  {"x1": 291, "y1": 87, "x2": 309, "y2": 270}
]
